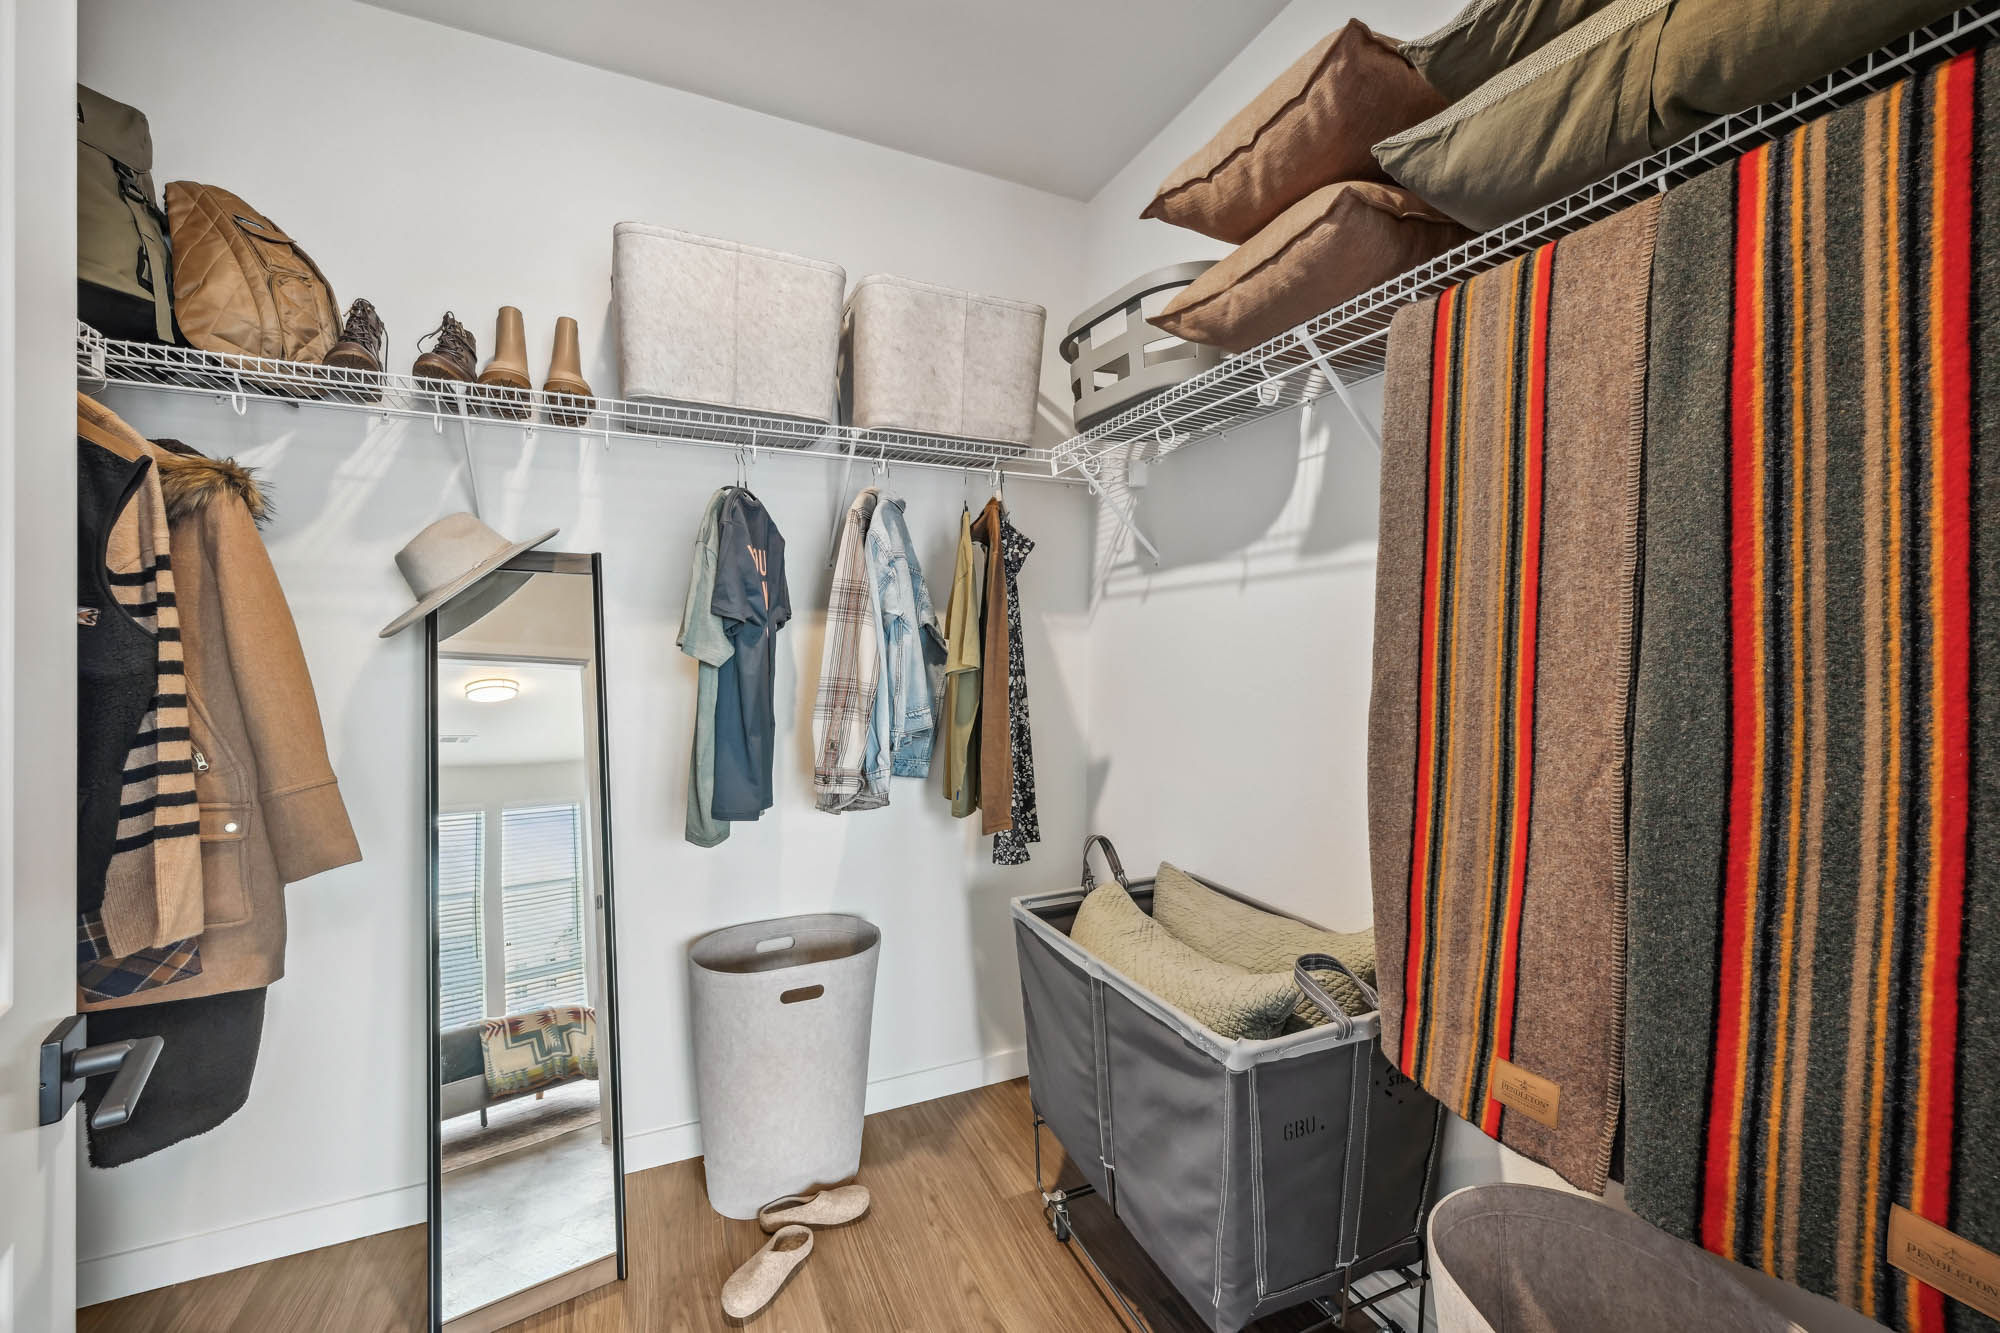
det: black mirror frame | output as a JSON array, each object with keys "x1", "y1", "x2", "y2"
[{"x1": 424, "y1": 550, "x2": 627, "y2": 1331}]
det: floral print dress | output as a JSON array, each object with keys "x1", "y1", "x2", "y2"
[{"x1": 992, "y1": 510, "x2": 1040, "y2": 865}]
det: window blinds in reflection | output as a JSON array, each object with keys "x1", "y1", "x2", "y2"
[
  {"x1": 500, "y1": 803, "x2": 588, "y2": 1013},
  {"x1": 436, "y1": 810, "x2": 485, "y2": 1029}
]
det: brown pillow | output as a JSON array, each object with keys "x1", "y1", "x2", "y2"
[
  {"x1": 1399, "y1": 0, "x2": 1619, "y2": 101},
  {"x1": 1152, "y1": 181, "x2": 1470, "y2": 353},
  {"x1": 1376, "y1": 0, "x2": 1962, "y2": 232},
  {"x1": 1141, "y1": 19, "x2": 1447, "y2": 246}
]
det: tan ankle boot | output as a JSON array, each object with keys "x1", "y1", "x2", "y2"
[
  {"x1": 475, "y1": 306, "x2": 532, "y2": 419},
  {"x1": 543, "y1": 316, "x2": 594, "y2": 428}
]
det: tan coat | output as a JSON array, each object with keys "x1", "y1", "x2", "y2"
[{"x1": 78, "y1": 395, "x2": 361, "y2": 1009}]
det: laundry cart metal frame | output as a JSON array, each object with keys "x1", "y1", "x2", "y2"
[
  {"x1": 1012, "y1": 845, "x2": 1444, "y2": 1333},
  {"x1": 1033, "y1": 1113, "x2": 1433, "y2": 1333}
]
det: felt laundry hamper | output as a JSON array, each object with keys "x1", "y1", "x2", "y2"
[
  {"x1": 689, "y1": 913, "x2": 881, "y2": 1219},
  {"x1": 1013, "y1": 869, "x2": 1444, "y2": 1332},
  {"x1": 841, "y1": 274, "x2": 1046, "y2": 445},
  {"x1": 1427, "y1": 1185, "x2": 1802, "y2": 1333},
  {"x1": 611, "y1": 222, "x2": 846, "y2": 428}
]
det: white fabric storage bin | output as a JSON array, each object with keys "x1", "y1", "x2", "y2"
[
  {"x1": 842, "y1": 274, "x2": 1046, "y2": 445},
  {"x1": 688, "y1": 913, "x2": 881, "y2": 1219},
  {"x1": 612, "y1": 222, "x2": 845, "y2": 426}
]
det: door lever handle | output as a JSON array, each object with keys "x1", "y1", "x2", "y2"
[
  {"x1": 39, "y1": 1015, "x2": 166, "y2": 1129},
  {"x1": 75, "y1": 1036, "x2": 164, "y2": 1129}
]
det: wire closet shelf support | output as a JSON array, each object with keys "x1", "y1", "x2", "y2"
[
  {"x1": 1048, "y1": 0, "x2": 2000, "y2": 481},
  {"x1": 73, "y1": 324, "x2": 1079, "y2": 486}
]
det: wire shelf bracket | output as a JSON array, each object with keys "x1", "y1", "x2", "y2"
[{"x1": 1049, "y1": 0, "x2": 2000, "y2": 483}]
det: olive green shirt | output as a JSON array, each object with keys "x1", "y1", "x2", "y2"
[{"x1": 940, "y1": 506, "x2": 982, "y2": 818}]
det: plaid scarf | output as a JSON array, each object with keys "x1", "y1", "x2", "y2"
[{"x1": 813, "y1": 489, "x2": 885, "y2": 812}]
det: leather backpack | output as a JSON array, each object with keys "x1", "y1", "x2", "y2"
[
  {"x1": 165, "y1": 182, "x2": 341, "y2": 364},
  {"x1": 77, "y1": 85, "x2": 175, "y2": 343}
]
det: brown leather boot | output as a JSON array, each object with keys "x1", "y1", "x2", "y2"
[
  {"x1": 543, "y1": 316, "x2": 594, "y2": 427},
  {"x1": 475, "y1": 306, "x2": 532, "y2": 419},
  {"x1": 326, "y1": 298, "x2": 386, "y2": 374},
  {"x1": 413, "y1": 311, "x2": 477, "y2": 384}
]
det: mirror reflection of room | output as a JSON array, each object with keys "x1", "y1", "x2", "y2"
[{"x1": 432, "y1": 563, "x2": 620, "y2": 1327}]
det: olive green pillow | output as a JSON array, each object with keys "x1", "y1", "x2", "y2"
[
  {"x1": 1375, "y1": 0, "x2": 1963, "y2": 232},
  {"x1": 1142, "y1": 19, "x2": 1447, "y2": 245},
  {"x1": 1150, "y1": 862, "x2": 1377, "y2": 1028},
  {"x1": 1068, "y1": 881, "x2": 1299, "y2": 1041},
  {"x1": 1400, "y1": 0, "x2": 1620, "y2": 102}
]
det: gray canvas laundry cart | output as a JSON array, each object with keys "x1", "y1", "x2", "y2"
[{"x1": 1012, "y1": 843, "x2": 1443, "y2": 1332}]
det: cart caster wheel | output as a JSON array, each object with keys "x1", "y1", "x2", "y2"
[{"x1": 1049, "y1": 1207, "x2": 1072, "y2": 1242}]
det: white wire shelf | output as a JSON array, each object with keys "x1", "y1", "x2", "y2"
[
  {"x1": 75, "y1": 326, "x2": 1072, "y2": 484},
  {"x1": 1051, "y1": 0, "x2": 2000, "y2": 480}
]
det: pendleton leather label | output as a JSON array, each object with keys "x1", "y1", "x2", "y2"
[
  {"x1": 1888, "y1": 1206, "x2": 2000, "y2": 1320},
  {"x1": 1490, "y1": 1057, "x2": 1561, "y2": 1128}
]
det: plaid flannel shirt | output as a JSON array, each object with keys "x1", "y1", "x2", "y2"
[{"x1": 813, "y1": 489, "x2": 886, "y2": 812}]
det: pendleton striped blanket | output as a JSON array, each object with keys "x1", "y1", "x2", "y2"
[
  {"x1": 1369, "y1": 197, "x2": 1658, "y2": 1193},
  {"x1": 1627, "y1": 49, "x2": 2000, "y2": 1333}
]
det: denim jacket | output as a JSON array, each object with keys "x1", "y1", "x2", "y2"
[{"x1": 863, "y1": 496, "x2": 946, "y2": 777}]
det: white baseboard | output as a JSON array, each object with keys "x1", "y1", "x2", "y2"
[
  {"x1": 77, "y1": 1046, "x2": 1028, "y2": 1308},
  {"x1": 865, "y1": 1046, "x2": 1028, "y2": 1117},
  {"x1": 77, "y1": 1182, "x2": 426, "y2": 1309},
  {"x1": 620, "y1": 1116, "x2": 705, "y2": 1176},
  {"x1": 620, "y1": 1046, "x2": 1027, "y2": 1176}
]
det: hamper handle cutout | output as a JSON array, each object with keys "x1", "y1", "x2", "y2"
[
  {"x1": 755, "y1": 936, "x2": 795, "y2": 954},
  {"x1": 780, "y1": 985, "x2": 824, "y2": 1004}
]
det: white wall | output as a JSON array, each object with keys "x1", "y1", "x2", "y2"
[
  {"x1": 75, "y1": 0, "x2": 1094, "y2": 1305},
  {"x1": 1078, "y1": 4, "x2": 1887, "y2": 1331}
]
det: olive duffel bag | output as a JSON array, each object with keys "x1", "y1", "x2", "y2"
[{"x1": 77, "y1": 84, "x2": 175, "y2": 344}]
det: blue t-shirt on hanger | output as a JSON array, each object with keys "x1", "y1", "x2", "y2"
[{"x1": 710, "y1": 488, "x2": 790, "y2": 820}]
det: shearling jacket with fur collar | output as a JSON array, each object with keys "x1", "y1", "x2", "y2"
[{"x1": 78, "y1": 394, "x2": 361, "y2": 1010}]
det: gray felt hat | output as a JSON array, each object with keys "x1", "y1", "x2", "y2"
[{"x1": 379, "y1": 512, "x2": 557, "y2": 638}]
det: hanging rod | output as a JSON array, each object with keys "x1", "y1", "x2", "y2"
[
  {"x1": 1050, "y1": 0, "x2": 2000, "y2": 481},
  {"x1": 74, "y1": 325, "x2": 1081, "y2": 487}
]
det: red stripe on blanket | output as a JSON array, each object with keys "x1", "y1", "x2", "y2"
[{"x1": 1705, "y1": 142, "x2": 1773, "y2": 1258}]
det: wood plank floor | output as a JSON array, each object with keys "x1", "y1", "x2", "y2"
[{"x1": 80, "y1": 1077, "x2": 1236, "y2": 1332}]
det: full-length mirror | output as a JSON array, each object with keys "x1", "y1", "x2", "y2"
[{"x1": 426, "y1": 552, "x2": 625, "y2": 1331}]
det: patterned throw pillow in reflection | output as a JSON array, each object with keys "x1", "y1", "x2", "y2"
[{"x1": 479, "y1": 1004, "x2": 599, "y2": 1096}]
